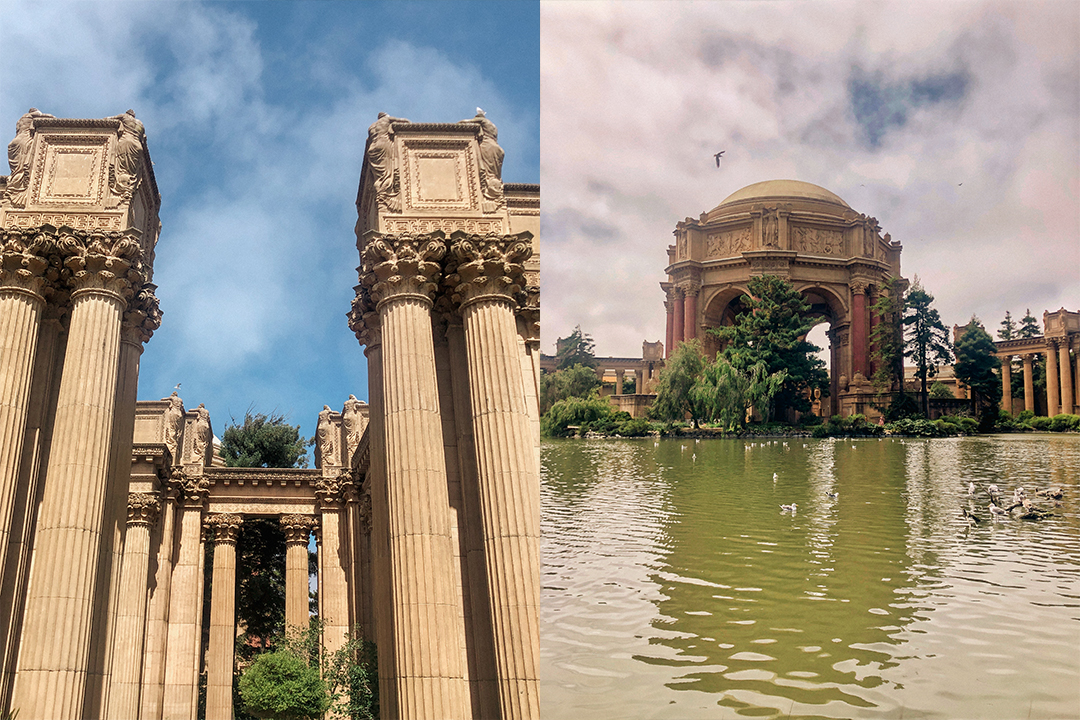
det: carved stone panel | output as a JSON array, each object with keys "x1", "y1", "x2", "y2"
[
  {"x1": 402, "y1": 140, "x2": 478, "y2": 213},
  {"x1": 706, "y1": 226, "x2": 752, "y2": 258},
  {"x1": 792, "y1": 225, "x2": 844, "y2": 257},
  {"x1": 33, "y1": 135, "x2": 110, "y2": 207}
]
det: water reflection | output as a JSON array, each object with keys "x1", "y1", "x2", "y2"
[{"x1": 541, "y1": 435, "x2": 1080, "y2": 719}]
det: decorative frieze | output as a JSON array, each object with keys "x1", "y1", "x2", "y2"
[
  {"x1": 793, "y1": 225, "x2": 844, "y2": 256},
  {"x1": 705, "y1": 226, "x2": 752, "y2": 258}
]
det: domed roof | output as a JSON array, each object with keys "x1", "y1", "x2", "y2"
[{"x1": 713, "y1": 180, "x2": 850, "y2": 211}]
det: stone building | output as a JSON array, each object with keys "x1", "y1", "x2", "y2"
[
  {"x1": 995, "y1": 308, "x2": 1079, "y2": 416},
  {"x1": 0, "y1": 109, "x2": 540, "y2": 720},
  {"x1": 663, "y1": 180, "x2": 905, "y2": 419}
]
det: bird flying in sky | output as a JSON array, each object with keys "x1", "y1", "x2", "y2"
[{"x1": 714, "y1": 151, "x2": 725, "y2": 167}]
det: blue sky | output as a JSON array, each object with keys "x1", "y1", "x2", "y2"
[
  {"x1": 2, "y1": 0, "x2": 539, "y2": 447},
  {"x1": 542, "y1": 1, "x2": 1079, "y2": 358}
]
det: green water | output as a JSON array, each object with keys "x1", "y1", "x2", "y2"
[{"x1": 540, "y1": 435, "x2": 1080, "y2": 719}]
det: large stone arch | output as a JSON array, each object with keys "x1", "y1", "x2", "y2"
[{"x1": 662, "y1": 179, "x2": 906, "y2": 418}]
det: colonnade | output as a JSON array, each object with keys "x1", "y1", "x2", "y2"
[{"x1": 999, "y1": 339, "x2": 1079, "y2": 416}]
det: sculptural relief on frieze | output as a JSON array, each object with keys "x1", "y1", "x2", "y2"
[
  {"x1": 366, "y1": 112, "x2": 410, "y2": 213},
  {"x1": 793, "y1": 225, "x2": 844, "y2": 257},
  {"x1": 706, "y1": 225, "x2": 752, "y2": 259}
]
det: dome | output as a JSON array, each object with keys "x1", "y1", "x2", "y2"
[{"x1": 711, "y1": 180, "x2": 850, "y2": 214}]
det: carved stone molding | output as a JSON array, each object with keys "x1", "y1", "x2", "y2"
[
  {"x1": 850, "y1": 280, "x2": 869, "y2": 295},
  {"x1": 0, "y1": 228, "x2": 66, "y2": 301},
  {"x1": 173, "y1": 467, "x2": 209, "y2": 506},
  {"x1": 358, "y1": 492, "x2": 372, "y2": 534},
  {"x1": 280, "y1": 514, "x2": 318, "y2": 545},
  {"x1": 445, "y1": 231, "x2": 532, "y2": 309},
  {"x1": 358, "y1": 231, "x2": 446, "y2": 306},
  {"x1": 315, "y1": 469, "x2": 353, "y2": 509},
  {"x1": 127, "y1": 492, "x2": 161, "y2": 527},
  {"x1": 204, "y1": 513, "x2": 243, "y2": 545},
  {"x1": 705, "y1": 226, "x2": 752, "y2": 259}
]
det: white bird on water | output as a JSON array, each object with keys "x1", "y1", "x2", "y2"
[
  {"x1": 968, "y1": 482, "x2": 975, "y2": 496},
  {"x1": 989, "y1": 503, "x2": 1007, "y2": 517},
  {"x1": 773, "y1": 472, "x2": 779, "y2": 482},
  {"x1": 780, "y1": 503, "x2": 797, "y2": 513}
]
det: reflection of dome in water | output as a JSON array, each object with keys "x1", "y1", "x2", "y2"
[{"x1": 708, "y1": 179, "x2": 851, "y2": 217}]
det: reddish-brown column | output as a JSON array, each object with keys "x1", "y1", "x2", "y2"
[
  {"x1": 664, "y1": 292, "x2": 674, "y2": 358},
  {"x1": 673, "y1": 290, "x2": 685, "y2": 346},
  {"x1": 683, "y1": 287, "x2": 697, "y2": 341},
  {"x1": 851, "y1": 283, "x2": 868, "y2": 378}
]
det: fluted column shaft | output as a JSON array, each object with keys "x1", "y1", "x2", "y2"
[
  {"x1": 105, "y1": 494, "x2": 160, "y2": 718},
  {"x1": 1046, "y1": 343, "x2": 1060, "y2": 416},
  {"x1": 460, "y1": 295, "x2": 541, "y2": 720},
  {"x1": 673, "y1": 290, "x2": 685, "y2": 345},
  {"x1": 11, "y1": 284, "x2": 125, "y2": 719},
  {"x1": 851, "y1": 285, "x2": 868, "y2": 378},
  {"x1": 162, "y1": 489, "x2": 206, "y2": 720},
  {"x1": 140, "y1": 486, "x2": 178, "y2": 720},
  {"x1": 1058, "y1": 343, "x2": 1073, "y2": 415},
  {"x1": 206, "y1": 514, "x2": 242, "y2": 720},
  {"x1": 664, "y1": 295, "x2": 674, "y2": 358},
  {"x1": 282, "y1": 515, "x2": 314, "y2": 632},
  {"x1": 380, "y1": 293, "x2": 466, "y2": 720},
  {"x1": 1001, "y1": 357, "x2": 1012, "y2": 414},
  {"x1": 683, "y1": 288, "x2": 697, "y2": 341},
  {"x1": 0, "y1": 284, "x2": 45, "y2": 600},
  {"x1": 1023, "y1": 355, "x2": 1035, "y2": 413},
  {"x1": 318, "y1": 506, "x2": 350, "y2": 656}
]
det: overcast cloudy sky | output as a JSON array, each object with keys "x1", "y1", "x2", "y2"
[
  {"x1": 541, "y1": 1, "x2": 1079, "y2": 358},
  {"x1": 1, "y1": 0, "x2": 539, "y2": 444}
]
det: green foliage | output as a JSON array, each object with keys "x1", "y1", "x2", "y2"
[
  {"x1": 881, "y1": 391, "x2": 922, "y2": 421},
  {"x1": 998, "y1": 310, "x2": 1016, "y2": 341},
  {"x1": 935, "y1": 414, "x2": 978, "y2": 434},
  {"x1": 953, "y1": 318, "x2": 1002, "y2": 411},
  {"x1": 691, "y1": 357, "x2": 786, "y2": 429},
  {"x1": 870, "y1": 277, "x2": 905, "y2": 394},
  {"x1": 622, "y1": 375, "x2": 637, "y2": 394},
  {"x1": 614, "y1": 417, "x2": 653, "y2": 437},
  {"x1": 236, "y1": 520, "x2": 288, "y2": 643},
  {"x1": 1016, "y1": 409, "x2": 1035, "y2": 423},
  {"x1": 902, "y1": 277, "x2": 952, "y2": 416},
  {"x1": 1049, "y1": 414, "x2": 1080, "y2": 432},
  {"x1": 886, "y1": 418, "x2": 947, "y2": 437},
  {"x1": 928, "y1": 381, "x2": 954, "y2": 399},
  {"x1": 650, "y1": 339, "x2": 707, "y2": 425},
  {"x1": 221, "y1": 410, "x2": 310, "y2": 469},
  {"x1": 554, "y1": 325, "x2": 597, "y2": 369},
  {"x1": 810, "y1": 414, "x2": 883, "y2": 437},
  {"x1": 541, "y1": 395, "x2": 615, "y2": 437},
  {"x1": 709, "y1": 275, "x2": 827, "y2": 418},
  {"x1": 1018, "y1": 309, "x2": 1041, "y2": 339},
  {"x1": 1030, "y1": 416, "x2": 1052, "y2": 431},
  {"x1": 238, "y1": 650, "x2": 329, "y2": 720},
  {"x1": 539, "y1": 364, "x2": 600, "y2": 414}
]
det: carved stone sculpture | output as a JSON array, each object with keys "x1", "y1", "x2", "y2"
[
  {"x1": 366, "y1": 112, "x2": 410, "y2": 212},
  {"x1": 106, "y1": 109, "x2": 146, "y2": 206},
  {"x1": 316, "y1": 404, "x2": 336, "y2": 468},
  {"x1": 762, "y1": 208, "x2": 779, "y2": 247},
  {"x1": 5, "y1": 108, "x2": 54, "y2": 207},
  {"x1": 342, "y1": 394, "x2": 366, "y2": 461},
  {"x1": 189, "y1": 403, "x2": 211, "y2": 464},
  {"x1": 458, "y1": 110, "x2": 505, "y2": 208},
  {"x1": 162, "y1": 391, "x2": 184, "y2": 461}
]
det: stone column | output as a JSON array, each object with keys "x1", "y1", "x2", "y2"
[
  {"x1": 0, "y1": 238, "x2": 48, "y2": 598},
  {"x1": 104, "y1": 493, "x2": 160, "y2": 719},
  {"x1": 162, "y1": 472, "x2": 209, "y2": 719},
  {"x1": 358, "y1": 231, "x2": 466, "y2": 720},
  {"x1": 868, "y1": 287, "x2": 880, "y2": 377},
  {"x1": 614, "y1": 370, "x2": 624, "y2": 395},
  {"x1": 673, "y1": 288, "x2": 685, "y2": 346},
  {"x1": 449, "y1": 232, "x2": 541, "y2": 720},
  {"x1": 11, "y1": 247, "x2": 138, "y2": 719},
  {"x1": 1058, "y1": 342, "x2": 1073, "y2": 415},
  {"x1": 140, "y1": 483, "x2": 179, "y2": 720},
  {"x1": 664, "y1": 291, "x2": 674, "y2": 358},
  {"x1": 1022, "y1": 354, "x2": 1035, "y2": 413},
  {"x1": 281, "y1": 514, "x2": 315, "y2": 632},
  {"x1": 316, "y1": 480, "x2": 350, "y2": 656},
  {"x1": 851, "y1": 282, "x2": 868, "y2": 378},
  {"x1": 1001, "y1": 356, "x2": 1012, "y2": 414},
  {"x1": 1046, "y1": 342, "x2": 1060, "y2": 416},
  {"x1": 683, "y1": 284, "x2": 698, "y2": 341},
  {"x1": 205, "y1": 514, "x2": 242, "y2": 720},
  {"x1": 635, "y1": 369, "x2": 644, "y2": 394},
  {"x1": 1074, "y1": 342, "x2": 1080, "y2": 412}
]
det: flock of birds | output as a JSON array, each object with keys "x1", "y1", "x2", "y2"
[{"x1": 963, "y1": 482, "x2": 1063, "y2": 524}]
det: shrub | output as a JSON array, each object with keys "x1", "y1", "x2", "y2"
[
  {"x1": 887, "y1": 418, "x2": 946, "y2": 437},
  {"x1": 239, "y1": 650, "x2": 329, "y2": 720},
  {"x1": 1049, "y1": 414, "x2": 1080, "y2": 432},
  {"x1": 1030, "y1": 416, "x2": 1052, "y2": 431},
  {"x1": 1016, "y1": 409, "x2": 1035, "y2": 423},
  {"x1": 541, "y1": 395, "x2": 614, "y2": 437},
  {"x1": 615, "y1": 417, "x2": 653, "y2": 437}
]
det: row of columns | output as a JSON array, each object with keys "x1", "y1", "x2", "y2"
[
  {"x1": 595, "y1": 368, "x2": 645, "y2": 395},
  {"x1": 352, "y1": 229, "x2": 540, "y2": 719},
  {"x1": 1001, "y1": 341, "x2": 1079, "y2": 416},
  {"x1": 664, "y1": 284, "x2": 700, "y2": 357},
  {"x1": 0, "y1": 228, "x2": 158, "y2": 719}
]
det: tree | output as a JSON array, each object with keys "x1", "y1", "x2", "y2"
[
  {"x1": 554, "y1": 325, "x2": 597, "y2": 369},
  {"x1": 539, "y1": 364, "x2": 600, "y2": 414},
  {"x1": 998, "y1": 310, "x2": 1016, "y2": 341},
  {"x1": 709, "y1": 275, "x2": 827, "y2": 419},
  {"x1": 649, "y1": 339, "x2": 707, "y2": 426},
  {"x1": 870, "y1": 277, "x2": 905, "y2": 392},
  {"x1": 1018, "y1": 309, "x2": 1041, "y2": 339},
  {"x1": 238, "y1": 649, "x2": 330, "y2": 720},
  {"x1": 221, "y1": 410, "x2": 310, "y2": 469},
  {"x1": 953, "y1": 317, "x2": 1002, "y2": 423},
  {"x1": 928, "y1": 380, "x2": 955, "y2": 399},
  {"x1": 690, "y1": 358, "x2": 786, "y2": 430},
  {"x1": 903, "y1": 278, "x2": 952, "y2": 417}
]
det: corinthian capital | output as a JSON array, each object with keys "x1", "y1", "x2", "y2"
[
  {"x1": 204, "y1": 513, "x2": 243, "y2": 544},
  {"x1": 62, "y1": 228, "x2": 147, "y2": 301},
  {"x1": 358, "y1": 231, "x2": 446, "y2": 306},
  {"x1": 446, "y1": 231, "x2": 532, "y2": 308},
  {"x1": 280, "y1": 514, "x2": 318, "y2": 544},
  {"x1": 127, "y1": 492, "x2": 161, "y2": 527},
  {"x1": 0, "y1": 228, "x2": 61, "y2": 299},
  {"x1": 121, "y1": 281, "x2": 162, "y2": 345}
]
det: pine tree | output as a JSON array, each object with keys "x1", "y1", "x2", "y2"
[
  {"x1": 709, "y1": 275, "x2": 827, "y2": 419},
  {"x1": 954, "y1": 317, "x2": 1002, "y2": 423},
  {"x1": 903, "y1": 277, "x2": 952, "y2": 417},
  {"x1": 998, "y1": 311, "x2": 1016, "y2": 341},
  {"x1": 554, "y1": 325, "x2": 597, "y2": 369},
  {"x1": 870, "y1": 277, "x2": 905, "y2": 393},
  {"x1": 1018, "y1": 309, "x2": 1041, "y2": 339}
]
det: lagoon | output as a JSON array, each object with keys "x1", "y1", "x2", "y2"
[{"x1": 540, "y1": 435, "x2": 1080, "y2": 719}]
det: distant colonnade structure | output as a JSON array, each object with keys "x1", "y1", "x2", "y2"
[
  {"x1": 995, "y1": 308, "x2": 1079, "y2": 416},
  {"x1": 0, "y1": 108, "x2": 541, "y2": 720}
]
